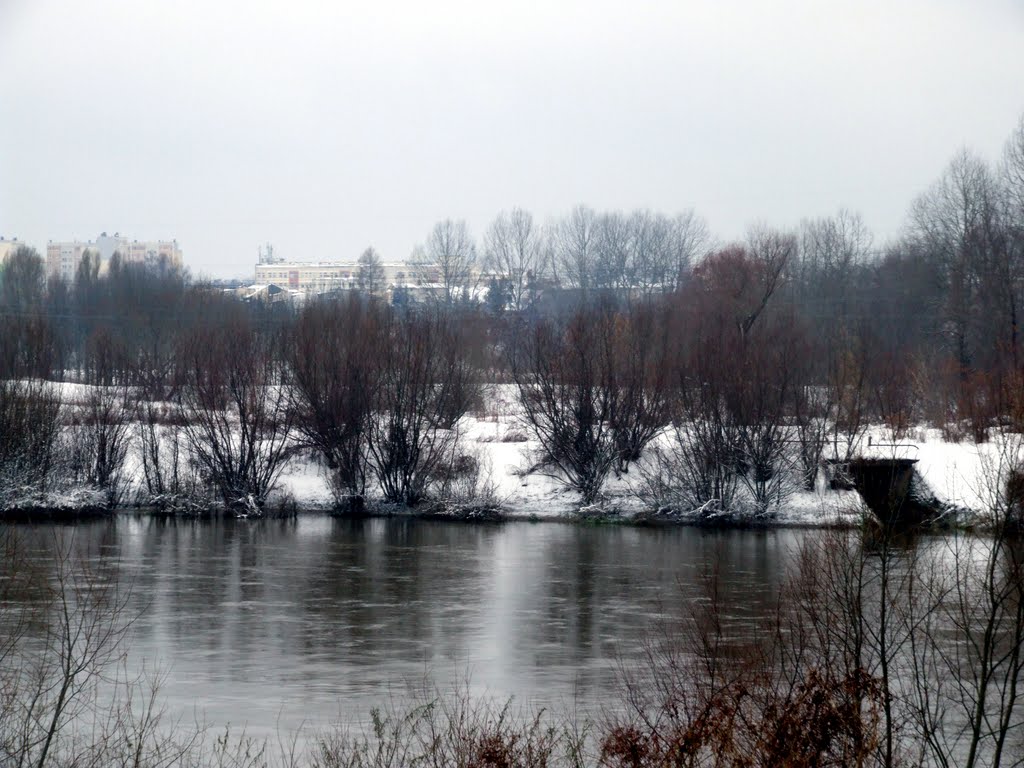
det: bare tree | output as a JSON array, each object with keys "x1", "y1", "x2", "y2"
[
  {"x1": 356, "y1": 246, "x2": 386, "y2": 295},
  {"x1": 792, "y1": 373, "x2": 834, "y2": 491},
  {"x1": 553, "y1": 206, "x2": 708, "y2": 298},
  {"x1": 641, "y1": 245, "x2": 798, "y2": 516},
  {"x1": 628, "y1": 210, "x2": 671, "y2": 302},
  {"x1": 796, "y1": 209, "x2": 873, "y2": 333},
  {"x1": 0, "y1": 534, "x2": 208, "y2": 767},
  {"x1": 798, "y1": 210, "x2": 872, "y2": 284},
  {"x1": 666, "y1": 377, "x2": 742, "y2": 516},
  {"x1": 594, "y1": 211, "x2": 633, "y2": 293},
  {"x1": 910, "y1": 149, "x2": 1008, "y2": 376},
  {"x1": 1003, "y1": 117, "x2": 1024, "y2": 388},
  {"x1": 0, "y1": 246, "x2": 54, "y2": 379},
  {"x1": 109, "y1": 261, "x2": 190, "y2": 399},
  {"x1": 423, "y1": 219, "x2": 477, "y2": 305},
  {"x1": 553, "y1": 205, "x2": 600, "y2": 294},
  {"x1": 484, "y1": 208, "x2": 547, "y2": 312},
  {"x1": 664, "y1": 209, "x2": 711, "y2": 292},
  {"x1": 732, "y1": 314, "x2": 802, "y2": 513},
  {"x1": 0, "y1": 245, "x2": 45, "y2": 309},
  {"x1": 1004, "y1": 114, "x2": 1024, "y2": 219},
  {"x1": 744, "y1": 225, "x2": 796, "y2": 337}
]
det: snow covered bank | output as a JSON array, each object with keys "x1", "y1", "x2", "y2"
[{"x1": 3, "y1": 381, "x2": 1021, "y2": 528}]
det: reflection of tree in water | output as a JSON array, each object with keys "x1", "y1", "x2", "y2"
[
  {"x1": 4, "y1": 520, "x2": 796, "y2": 662},
  {"x1": 0, "y1": 516, "x2": 836, "y2": 739},
  {"x1": 293, "y1": 518, "x2": 505, "y2": 666},
  {"x1": 536, "y1": 527, "x2": 602, "y2": 658},
  {"x1": 534, "y1": 527, "x2": 795, "y2": 667}
]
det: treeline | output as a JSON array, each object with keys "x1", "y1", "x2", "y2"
[{"x1": 1, "y1": 117, "x2": 1024, "y2": 516}]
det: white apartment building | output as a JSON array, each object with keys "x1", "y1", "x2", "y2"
[
  {"x1": 46, "y1": 233, "x2": 183, "y2": 281},
  {"x1": 46, "y1": 241, "x2": 93, "y2": 282},
  {"x1": 254, "y1": 260, "x2": 440, "y2": 294}
]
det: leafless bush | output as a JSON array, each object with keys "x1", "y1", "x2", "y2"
[
  {"x1": 736, "y1": 419, "x2": 793, "y2": 513},
  {"x1": 309, "y1": 682, "x2": 575, "y2": 768},
  {"x1": 289, "y1": 296, "x2": 379, "y2": 502},
  {"x1": 827, "y1": 334, "x2": 871, "y2": 463},
  {"x1": 366, "y1": 309, "x2": 473, "y2": 506},
  {"x1": 654, "y1": 243, "x2": 801, "y2": 518},
  {"x1": 0, "y1": 533, "x2": 190, "y2": 766},
  {"x1": 663, "y1": 403, "x2": 741, "y2": 517},
  {"x1": 136, "y1": 399, "x2": 205, "y2": 511},
  {"x1": 603, "y1": 553, "x2": 885, "y2": 768},
  {"x1": 0, "y1": 379, "x2": 64, "y2": 505},
  {"x1": 730, "y1": 317, "x2": 802, "y2": 514},
  {"x1": 180, "y1": 311, "x2": 295, "y2": 514},
  {"x1": 608, "y1": 303, "x2": 673, "y2": 473},
  {"x1": 792, "y1": 383, "x2": 832, "y2": 491},
  {"x1": 66, "y1": 384, "x2": 134, "y2": 507},
  {"x1": 430, "y1": 446, "x2": 503, "y2": 513},
  {"x1": 508, "y1": 307, "x2": 620, "y2": 504}
]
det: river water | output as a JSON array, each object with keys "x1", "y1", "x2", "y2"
[{"x1": 1, "y1": 516, "x2": 816, "y2": 737}]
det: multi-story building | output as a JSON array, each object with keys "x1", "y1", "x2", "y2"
[
  {"x1": 0, "y1": 236, "x2": 28, "y2": 265},
  {"x1": 46, "y1": 233, "x2": 183, "y2": 281},
  {"x1": 46, "y1": 240, "x2": 94, "y2": 282}
]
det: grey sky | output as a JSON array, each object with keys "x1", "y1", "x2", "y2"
[{"x1": 2, "y1": 0, "x2": 1022, "y2": 278}]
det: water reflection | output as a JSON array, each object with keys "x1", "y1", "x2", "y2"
[{"x1": 1, "y1": 516, "x2": 807, "y2": 737}]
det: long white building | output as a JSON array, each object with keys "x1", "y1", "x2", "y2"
[{"x1": 254, "y1": 259, "x2": 440, "y2": 294}]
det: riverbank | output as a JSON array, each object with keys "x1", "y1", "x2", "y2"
[{"x1": 2, "y1": 382, "x2": 1017, "y2": 528}]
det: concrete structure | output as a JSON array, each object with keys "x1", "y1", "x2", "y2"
[
  {"x1": 0, "y1": 237, "x2": 29, "y2": 265},
  {"x1": 232, "y1": 283, "x2": 304, "y2": 304},
  {"x1": 254, "y1": 259, "x2": 440, "y2": 295},
  {"x1": 46, "y1": 233, "x2": 183, "y2": 281},
  {"x1": 46, "y1": 240, "x2": 94, "y2": 281}
]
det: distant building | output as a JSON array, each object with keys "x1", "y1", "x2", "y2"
[
  {"x1": 254, "y1": 259, "x2": 441, "y2": 295},
  {"x1": 46, "y1": 240, "x2": 94, "y2": 282},
  {"x1": 0, "y1": 236, "x2": 28, "y2": 265},
  {"x1": 46, "y1": 232, "x2": 183, "y2": 281},
  {"x1": 231, "y1": 283, "x2": 304, "y2": 305}
]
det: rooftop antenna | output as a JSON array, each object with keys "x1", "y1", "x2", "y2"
[{"x1": 258, "y1": 243, "x2": 277, "y2": 264}]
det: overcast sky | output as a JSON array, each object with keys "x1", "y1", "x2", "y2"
[{"x1": 1, "y1": 0, "x2": 1022, "y2": 278}]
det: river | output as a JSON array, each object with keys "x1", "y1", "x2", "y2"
[{"x1": 1, "y1": 514, "x2": 806, "y2": 739}]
